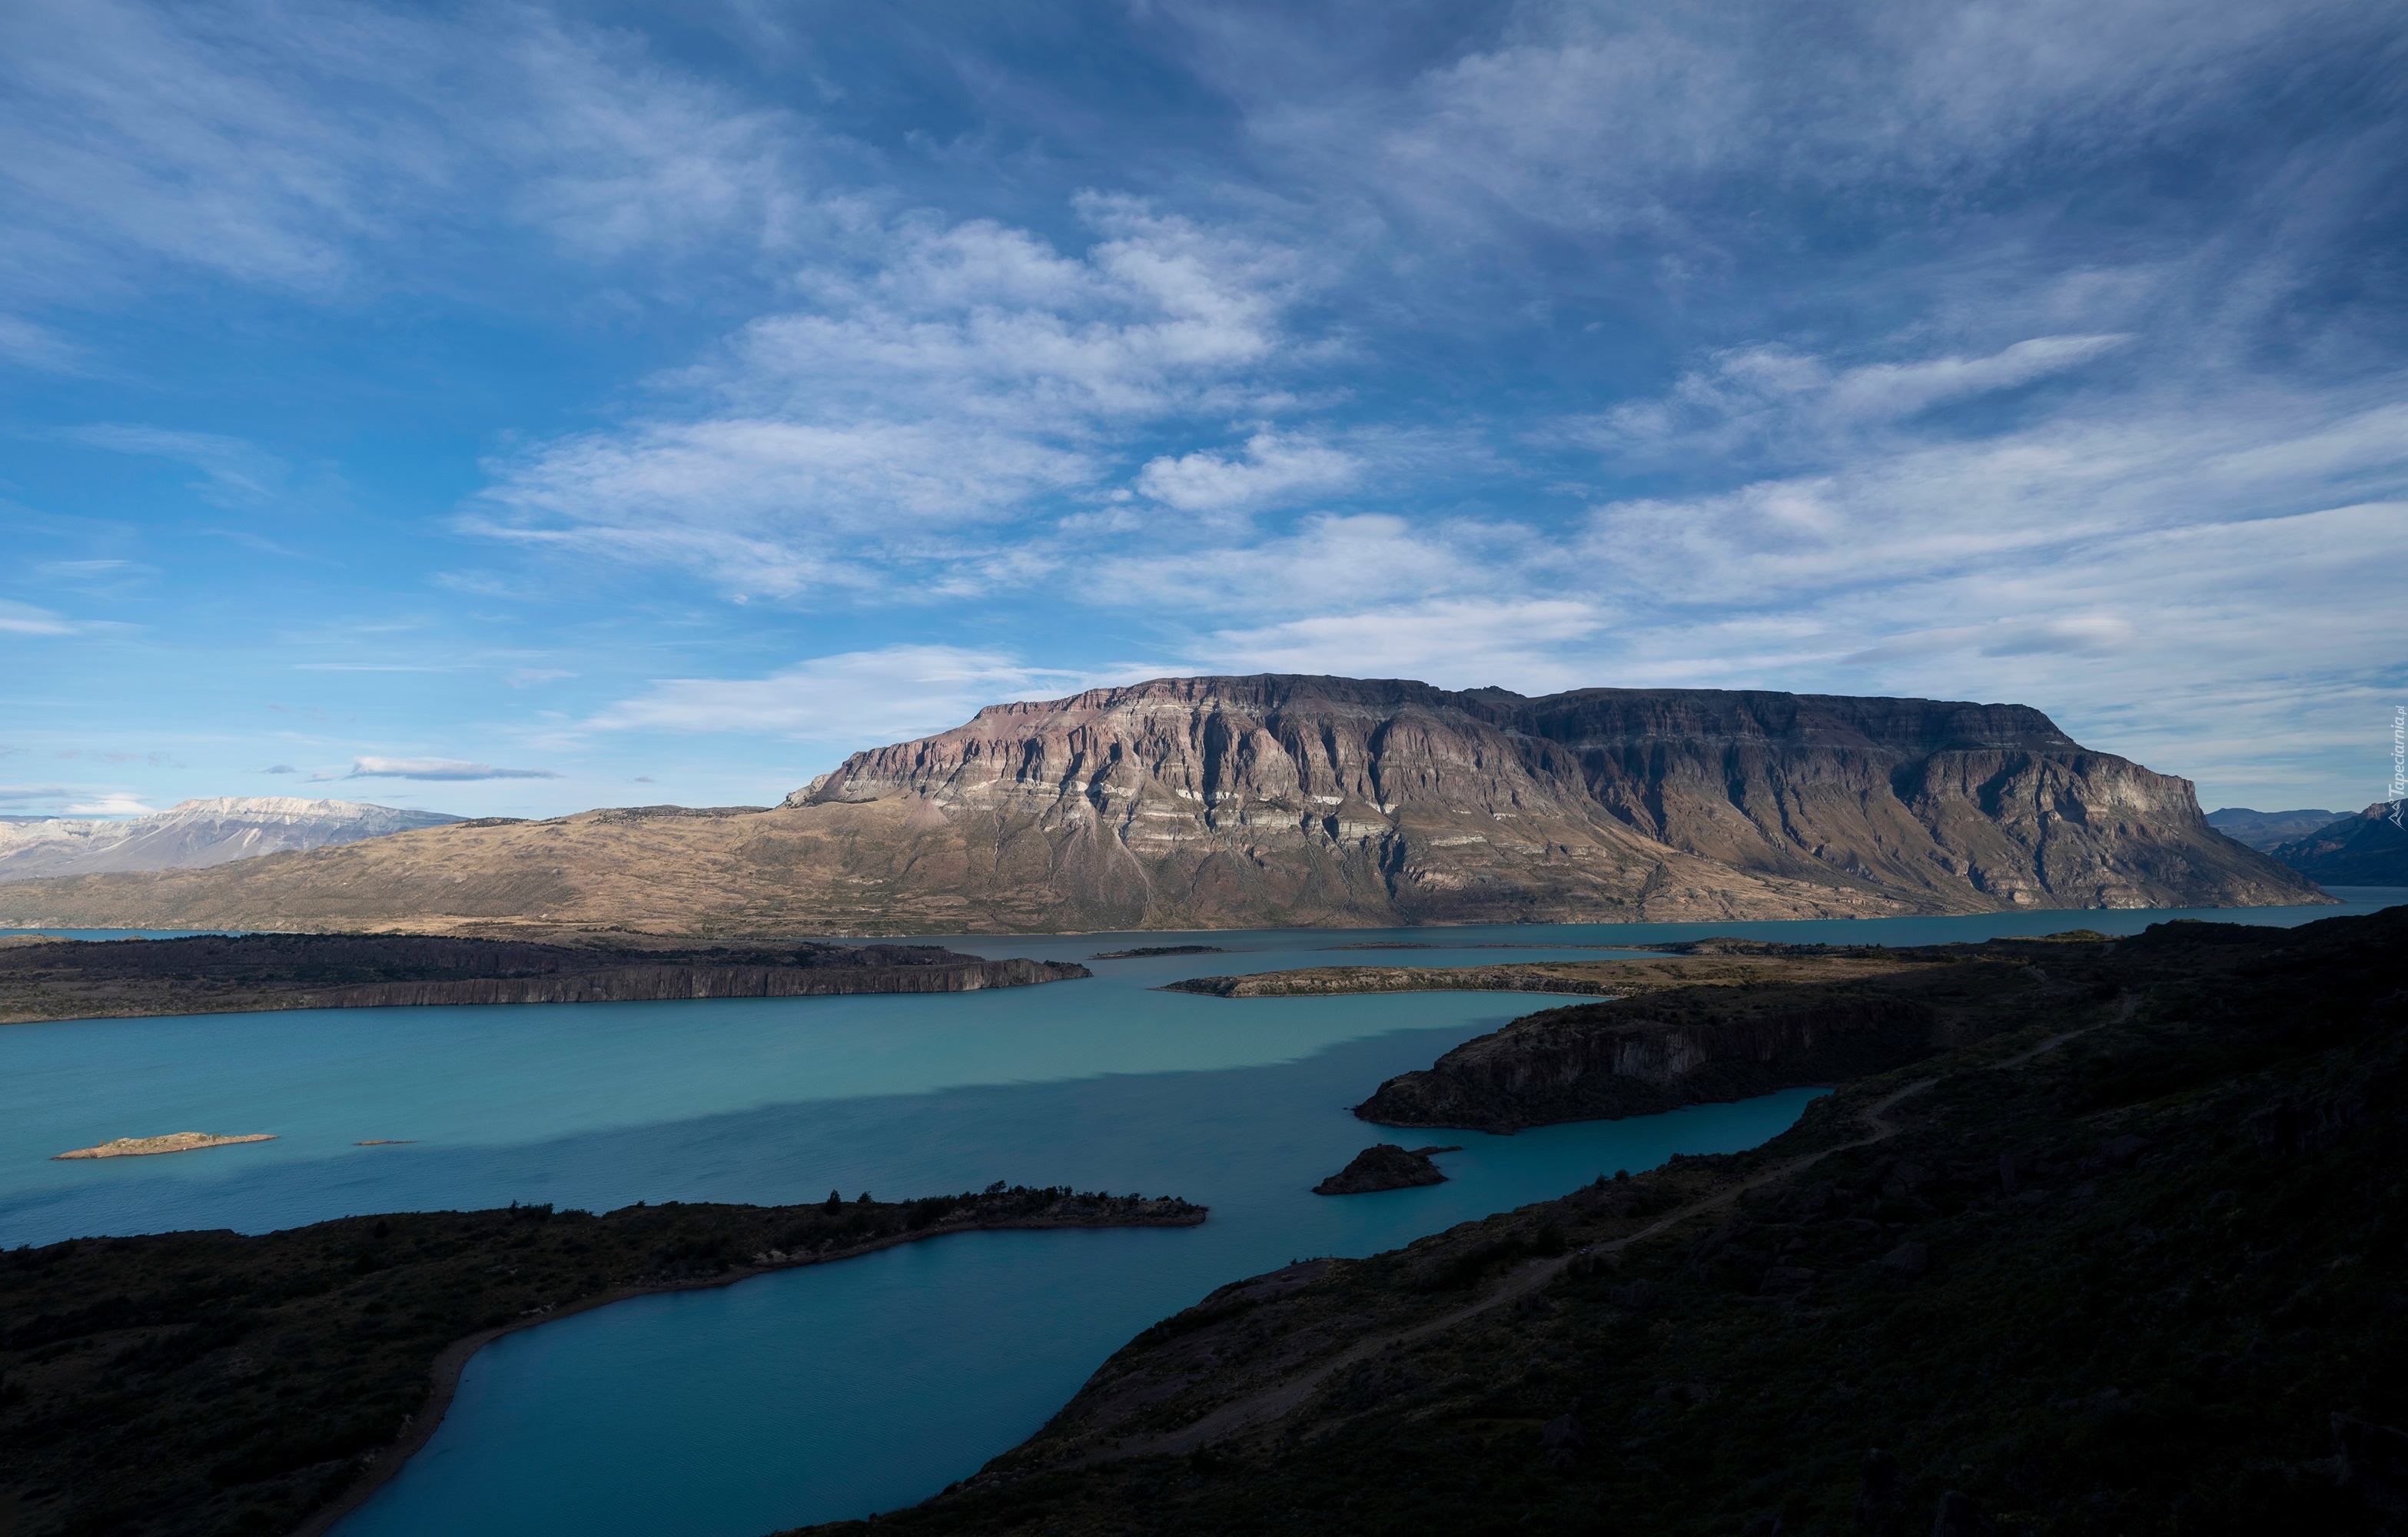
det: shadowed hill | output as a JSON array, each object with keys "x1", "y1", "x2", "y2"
[{"x1": 779, "y1": 905, "x2": 2408, "y2": 1536}]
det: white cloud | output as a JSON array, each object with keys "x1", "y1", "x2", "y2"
[
  {"x1": 0, "y1": 785, "x2": 151, "y2": 816},
  {"x1": 473, "y1": 198, "x2": 1320, "y2": 591},
  {"x1": 1224, "y1": 0, "x2": 2364, "y2": 245},
  {"x1": 0, "y1": 313, "x2": 85, "y2": 372},
  {"x1": 590, "y1": 646, "x2": 1115, "y2": 744},
  {"x1": 1097, "y1": 513, "x2": 1530, "y2": 614},
  {"x1": 63, "y1": 424, "x2": 304, "y2": 511},
  {"x1": 0, "y1": 599, "x2": 81, "y2": 636},
  {"x1": 64, "y1": 792, "x2": 154, "y2": 815},
  {"x1": 473, "y1": 418, "x2": 1095, "y2": 595},
  {"x1": 1136, "y1": 433, "x2": 1360, "y2": 512},
  {"x1": 1573, "y1": 334, "x2": 2134, "y2": 466},
  {"x1": 1195, "y1": 598, "x2": 1612, "y2": 692},
  {"x1": 341, "y1": 757, "x2": 560, "y2": 781},
  {"x1": 0, "y1": 0, "x2": 822, "y2": 307}
]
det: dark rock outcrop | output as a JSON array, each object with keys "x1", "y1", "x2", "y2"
[
  {"x1": 2333, "y1": 1413, "x2": 2408, "y2": 1517},
  {"x1": 1312, "y1": 1144, "x2": 1459, "y2": 1195},
  {"x1": 1092, "y1": 944, "x2": 1227, "y2": 959},
  {"x1": 0, "y1": 933, "x2": 1087, "y2": 1025},
  {"x1": 1357, "y1": 993, "x2": 1942, "y2": 1133}
]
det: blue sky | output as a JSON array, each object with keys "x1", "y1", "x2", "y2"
[{"x1": 4, "y1": 0, "x2": 2404, "y2": 821}]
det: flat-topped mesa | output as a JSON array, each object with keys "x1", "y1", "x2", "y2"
[
  {"x1": 789, "y1": 676, "x2": 2318, "y2": 921},
  {"x1": 0, "y1": 676, "x2": 2322, "y2": 935}
]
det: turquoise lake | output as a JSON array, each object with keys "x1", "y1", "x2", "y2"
[{"x1": 2, "y1": 895, "x2": 2395, "y2": 1535}]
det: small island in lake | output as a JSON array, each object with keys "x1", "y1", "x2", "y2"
[
  {"x1": 51, "y1": 1131, "x2": 276, "y2": 1160},
  {"x1": 1312, "y1": 1143, "x2": 1460, "y2": 1194},
  {"x1": 1091, "y1": 944, "x2": 1229, "y2": 959}
]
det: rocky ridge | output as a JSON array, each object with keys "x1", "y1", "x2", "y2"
[{"x1": 0, "y1": 678, "x2": 2324, "y2": 934}]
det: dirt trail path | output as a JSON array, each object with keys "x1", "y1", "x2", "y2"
[{"x1": 1116, "y1": 1006, "x2": 2120, "y2": 1461}]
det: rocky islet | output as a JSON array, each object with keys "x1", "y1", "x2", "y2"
[{"x1": 1312, "y1": 1144, "x2": 1463, "y2": 1195}]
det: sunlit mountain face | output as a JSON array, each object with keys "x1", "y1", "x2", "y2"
[{"x1": 3, "y1": 0, "x2": 2403, "y2": 823}]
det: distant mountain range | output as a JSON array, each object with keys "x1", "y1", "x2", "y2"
[
  {"x1": 0, "y1": 679, "x2": 2324, "y2": 934},
  {"x1": 2202, "y1": 806, "x2": 2343, "y2": 851},
  {"x1": 2262, "y1": 802, "x2": 2408, "y2": 884},
  {"x1": 0, "y1": 798, "x2": 462, "y2": 884}
]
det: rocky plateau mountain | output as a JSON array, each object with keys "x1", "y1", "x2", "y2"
[
  {"x1": 0, "y1": 677, "x2": 2323, "y2": 934},
  {"x1": 0, "y1": 797, "x2": 460, "y2": 883}
]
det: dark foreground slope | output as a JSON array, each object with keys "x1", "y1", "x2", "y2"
[
  {"x1": 0, "y1": 679, "x2": 2321, "y2": 935},
  {"x1": 0, "y1": 932, "x2": 1088, "y2": 1025},
  {"x1": 786, "y1": 906, "x2": 2408, "y2": 1537},
  {"x1": 0, "y1": 1190, "x2": 1204, "y2": 1537}
]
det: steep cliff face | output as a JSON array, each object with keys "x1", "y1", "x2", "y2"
[
  {"x1": 0, "y1": 677, "x2": 2323, "y2": 935},
  {"x1": 792, "y1": 676, "x2": 2321, "y2": 925}
]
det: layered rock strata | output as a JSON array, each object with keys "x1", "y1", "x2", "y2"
[{"x1": 0, "y1": 677, "x2": 2324, "y2": 935}]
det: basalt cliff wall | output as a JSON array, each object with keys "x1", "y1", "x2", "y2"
[{"x1": 0, "y1": 676, "x2": 2323, "y2": 935}]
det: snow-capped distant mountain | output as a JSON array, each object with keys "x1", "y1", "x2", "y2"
[{"x1": 0, "y1": 798, "x2": 463, "y2": 882}]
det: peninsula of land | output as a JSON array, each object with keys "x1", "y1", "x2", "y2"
[
  {"x1": 0, "y1": 1187, "x2": 1206, "y2": 1537},
  {"x1": 51, "y1": 1132, "x2": 276, "y2": 1160},
  {"x1": 1157, "y1": 941, "x2": 1929, "y2": 1000},
  {"x1": 0, "y1": 931, "x2": 1089, "y2": 1026},
  {"x1": 781, "y1": 903, "x2": 2408, "y2": 1537},
  {"x1": 1350, "y1": 940, "x2": 2074, "y2": 1133}
]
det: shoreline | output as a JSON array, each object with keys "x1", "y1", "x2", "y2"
[{"x1": 288, "y1": 1204, "x2": 1207, "y2": 1537}]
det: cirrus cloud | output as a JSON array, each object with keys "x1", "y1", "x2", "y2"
[{"x1": 338, "y1": 757, "x2": 560, "y2": 782}]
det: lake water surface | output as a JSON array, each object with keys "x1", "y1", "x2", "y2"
[{"x1": 3, "y1": 897, "x2": 2393, "y2": 1535}]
